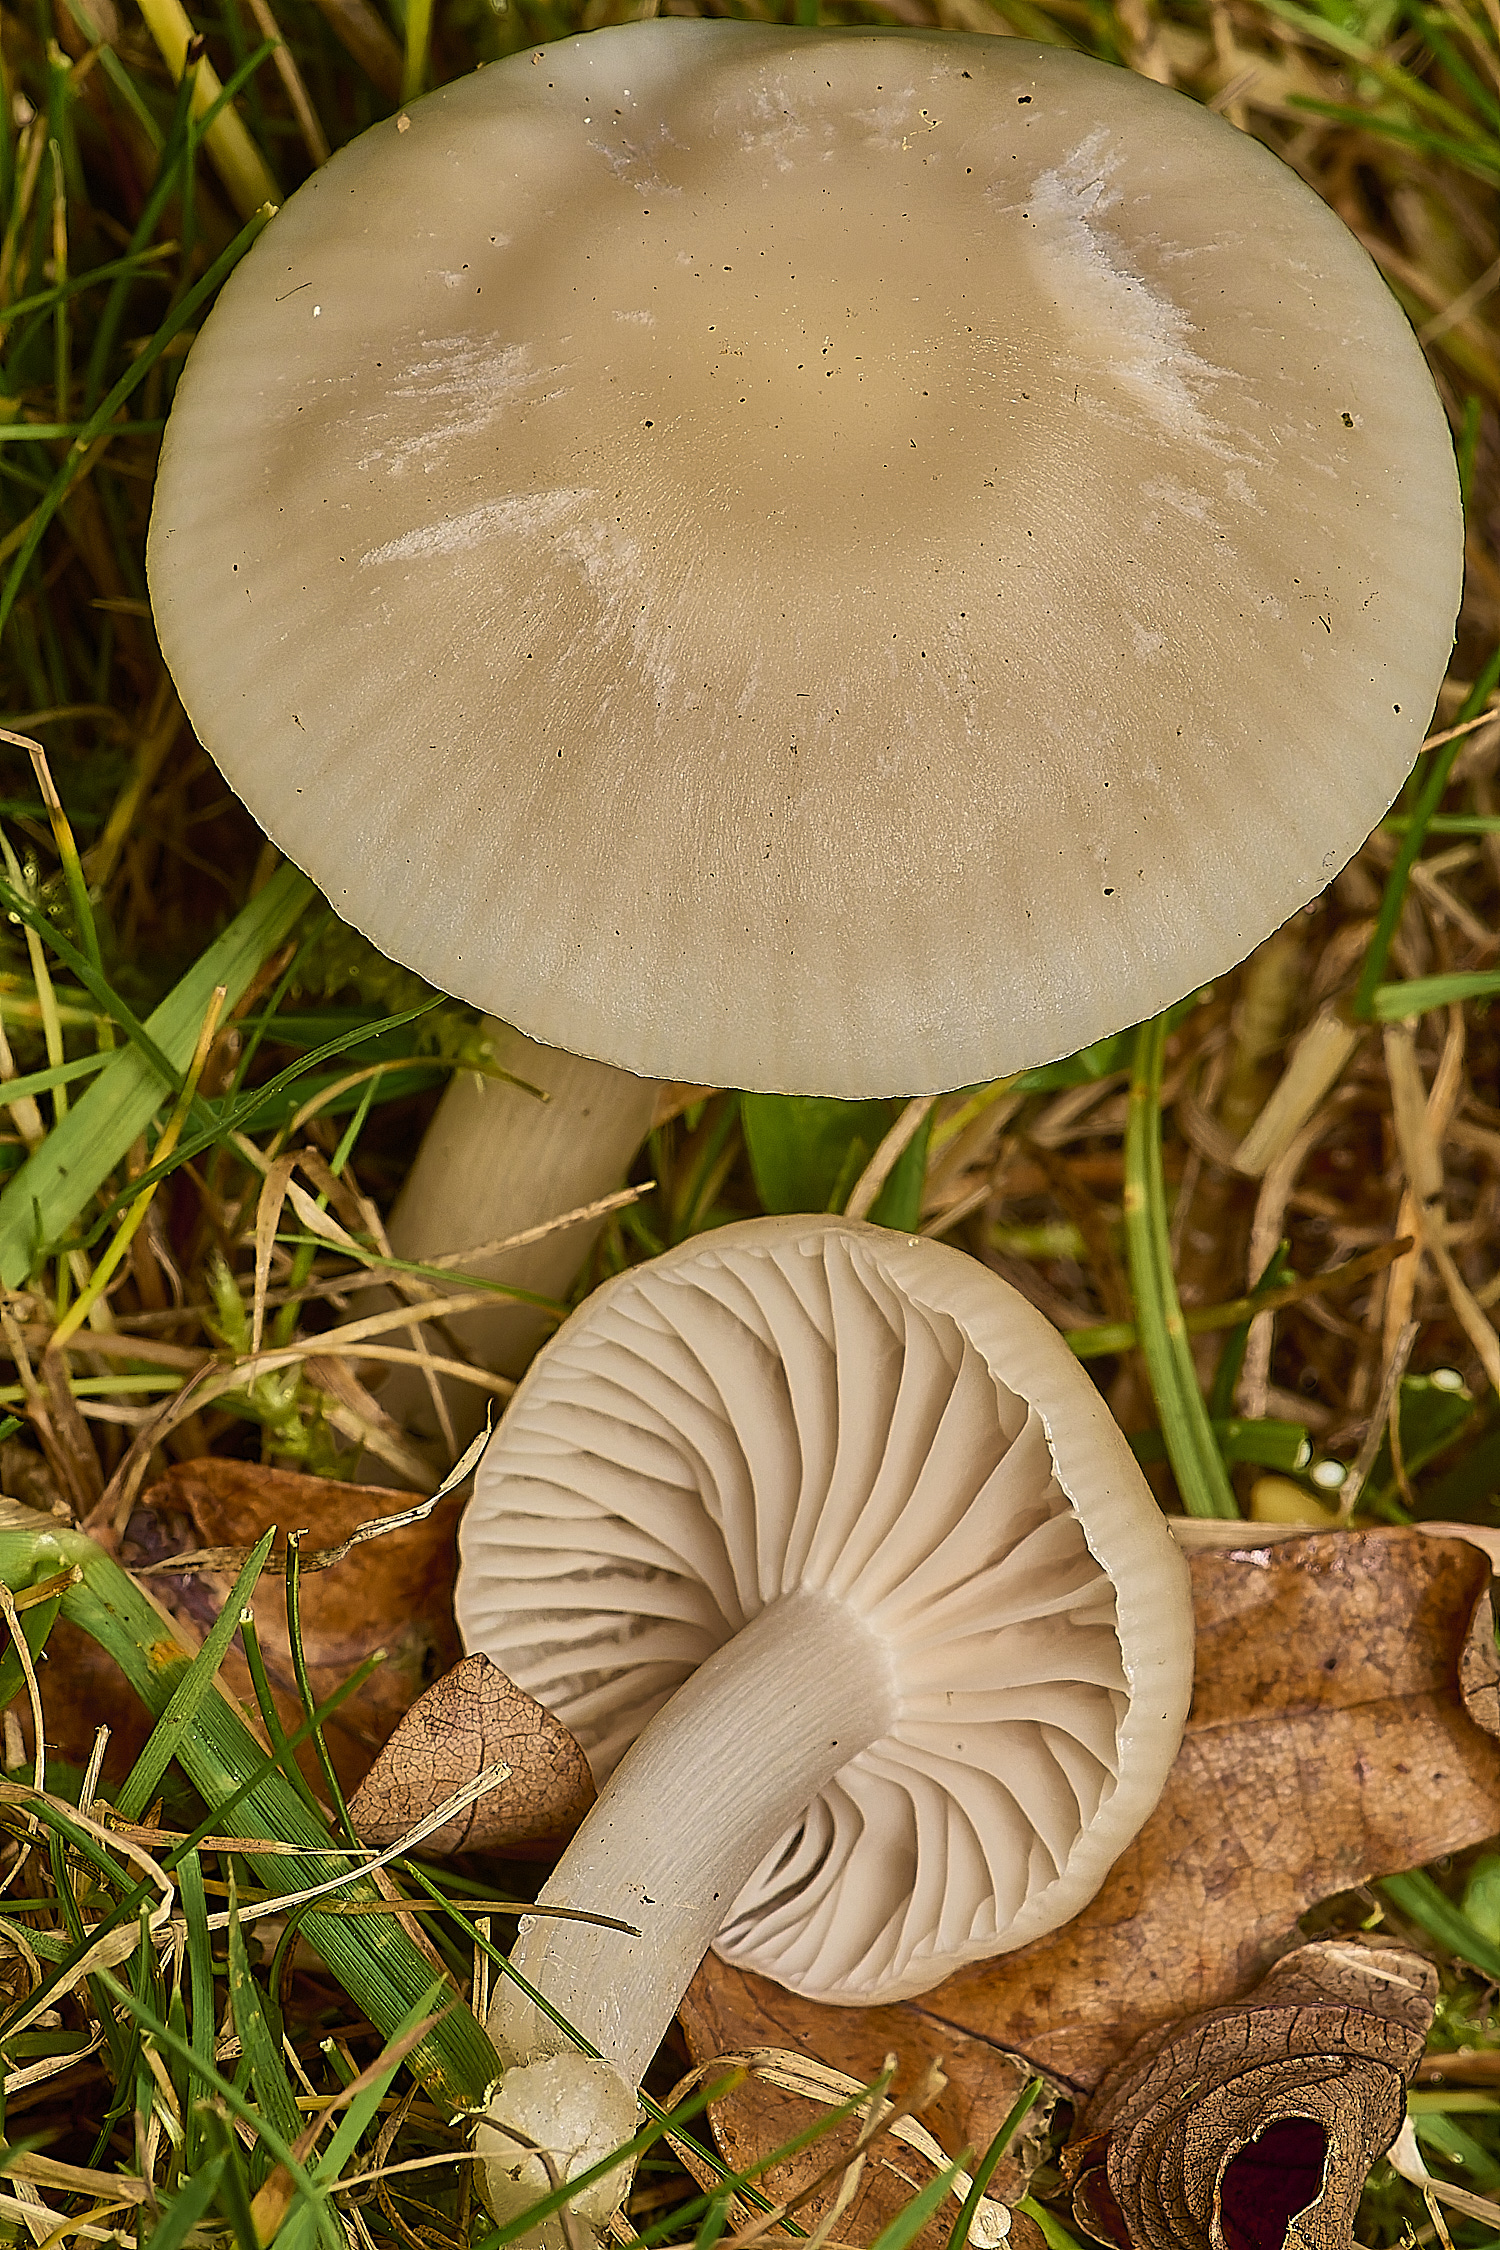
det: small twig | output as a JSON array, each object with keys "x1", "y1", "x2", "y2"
[
  {"x1": 84, "y1": 1360, "x2": 217, "y2": 1546},
  {"x1": 240, "y1": 0, "x2": 331, "y2": 164},
  {"x1": 845, "y1": 1098, "x2": 937, "y2": 1221},
  {"x1": 1337, "y1": 1318, "x2": 1419, "y2": 1522},
  {"x1": 332, "y1": 2145, "x2": 487, "y2": 2195},
  {"x1": 1065, "y1": 1236, "x2": 1412, "y2": 1358},
  {"x1": 195, "y1": 1762, "x2": 512, "y2": 1929},
  {"x1": 136, "y1": 1415, "x2": 491, "y2": 1576},
  {"x1": 1417, "y1": 701, "x2": 1500, "y2": 752},
  {"x1": 393, "y1": 1183, "x2": 654, "y2": 1274},
  {"x1": 0, "y1": 1582, "x2": 46, "y2": 1880}
]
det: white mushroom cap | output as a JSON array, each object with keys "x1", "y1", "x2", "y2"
[
  {"x1": 458, "y1": 1216, "x2": 1192, "y2": 2027},
  {"x1": 146, "y1": 23, "x2": 1460, "y2": 1097}
]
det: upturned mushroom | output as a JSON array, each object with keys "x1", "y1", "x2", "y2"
[
  {"x1": 456, "y1": 1216, "x2": 1194, "y2": 2233},
  {"x1": 147, "y1": 20, "x2": 1461, "y2": 1106}
]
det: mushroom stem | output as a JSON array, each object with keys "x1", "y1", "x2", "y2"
[
  {"x1": 480, "y1": 1586, "x2": 897, "y2": 2216},
  {"x1": 365, "y1": 1022, "x2": 658, "y2": 1456}
]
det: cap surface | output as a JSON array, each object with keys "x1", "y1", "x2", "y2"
[
  {"x1": 148, "y1": 23, "x2": 1461, "y2": 1095},
  {"x1": 456, "y1": 1216, "x2": 1193, "y2": 2004}
]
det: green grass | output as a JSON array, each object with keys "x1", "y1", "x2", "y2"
[{"x1": 2, "y1": 0, "x2": 1500, "y2": 2235}]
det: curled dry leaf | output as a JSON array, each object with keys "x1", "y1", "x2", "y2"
[
  {"x1": 1417, "y1": 1524, "x2": 1500, "y2": 1743},
  {"x1": 1060, "y1": 1939, "x2": 1435, "y2": 2250},
  {"x1": 346, "y1": 1652, "x2": 595, "y2": 1855},
  {"x1": 1459, "y1": 1564, "x2": 1500, "y2": 1741},
  {"x1": 682, "y1": 1527, "x2": 1499, "y2": 2237}
]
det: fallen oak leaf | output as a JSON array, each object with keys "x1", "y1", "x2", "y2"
[
  {"x1": 679, "y1": 1968, "x2": 1049, "y2": 2250},
  {"x1": 1411, "y1": 1522, "x2": 1500, "y2": 1743},
  {"x1": 347, "y1": 1653, "x2": 595, "y2": 1855},
  {"x1": 660, "y1": 2045, "x2": 1046, "y2": 2250},
  {"x1": 1059, "y1": 1938, "x2": 1435, "y2": 2250},
  {"x1": 1457, "y1": 1559, "x2": 1500, "y2": 1740},
  {"x1": 132, "y1": 1418, "x2": 494, "y2": 1579},
  {"x1": 1170, "y1": 1517, "x2": 1500, "y2": 1743},
  {"x1": 120, "y1": 1457, "x2": 466, "y2": 1794},
  {"x1": 669, "y1": 2049, "x2": 1017, "y2": 2248},
  {"x1": 682, "y1": 1526, "x2": 1500, "y2": 2227},
  {"x1": 12, "y1": 1456, "x2": 467, "y2": 1811},
  {"x1": 888, "y1": 1527, "x2": 1497, "y2": 2087}
]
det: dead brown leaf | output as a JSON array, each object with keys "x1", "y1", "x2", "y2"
[
  {"x1": 677, "y1": 1991, "x2": 1049, "y2": 2250},
  {"x1": 1060, "y1": 1938, "x2": 1434, "y2": 2250},
  {"x1": 665, "y1": 2005, "x2": 1044, "y2": 2250},
  {"x1": 1460, "y1": 1570, "x2": 1500, "y2": 1739},
  {"x1": 118, "y1": 1457, "x2": 464, "y2": 1793},
  {"x1": 682, "y1": 1528, "x2": 1499, "y2": 2232},
  {"x1": 346, "y1": 1652, "x2": 595, "y2": 1854}
]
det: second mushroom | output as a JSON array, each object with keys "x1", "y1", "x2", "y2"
[
  {"x1": 147, "y1": 23, "x2": 1460, "y2": 1104},
  {"x1": 457, "y1": 1216, "x2": 1195, "y2": 2233}
]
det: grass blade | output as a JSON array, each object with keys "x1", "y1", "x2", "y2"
[
  {"x1": 865, "y1": 2157, "x2": 967, "y2": 2250},
  {"x1": 1019, "y1": 2198, "x2": 1089, "y2": 2250},
  {"x1": 225, "y1": 1877, "x2": 305, "y2": 2157},
  {"x1": 143, "y1": 2152, "x2": 228, "y2": 2250},
  {"x1": 0, "y1": 862, "x2": 314, "y2": 1285},
  {"x1": 177, "y1": 1849, "x2": 217, "y2": 2174},
  {"x1": 313, "y1": 1984, "x2": 447, "y2": 2183},
  {"x1": 1123, "y1": 1015, "x2": 1239, "y2": 1518},
  {"x1": 285, "y1": 1530, "x2": 359, "y2": 1847},
  {"x1": 1353, "y1": 645, "x2": 1500, "y2": 1023},
  {"x1": 1377, "y1": 1870, "x2": 1500, "y2": 1982},
  {"x1": 202, "y1": 2101, "x2": 286, "y2": 2250},
  {"x1": 943, "y1": 2077, "x2": 1043, "y2": 2250},
  {"x1": 114, "y1": 1529, "x2": 276, "y2": 1822},
  {"x1": 86, "y1": 995, "x2": 441, "y2": 1230},
  {"x1": 0, "y1": 205, "x2": 276, "y2": 643},
  {"x1": 0, "y1": 1502, "x2": 501, "y2": 2108},
  {"x1": 1373, "y1": 969, "x2": 1500, "y2": 1015}
]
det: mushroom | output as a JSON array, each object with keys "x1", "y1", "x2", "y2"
[
  {"x1": 146, "y1": 20, "x2": 1461, "y2": 1107},
  {"x1": 456, "y1": 1215, "x2": 1194, "y2": 2232}
]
